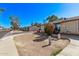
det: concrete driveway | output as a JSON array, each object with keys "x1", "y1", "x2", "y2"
[
  {"x1": 61, "y1": 34, "x2": 79, "y2": 40},
  {"x1": 57, "y1": 34, "x2": 79, "y2": 56}
]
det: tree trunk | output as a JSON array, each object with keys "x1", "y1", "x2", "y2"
[{"x1": 48, "y1": 36, "x2": 51, "y2": 45}]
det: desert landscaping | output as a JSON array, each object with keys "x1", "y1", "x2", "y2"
[
  {"x1": 0, "y1": 4, "x2": 79, "y2": 56},
  {"x1": 14, "y1": 32, "x2": 70, "y2": 56}
]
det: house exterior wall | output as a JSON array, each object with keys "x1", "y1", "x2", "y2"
[
  {"x1": 78, "y1": 20, "x2": 79, "y2": 32},
  {"x1": 60, "y1": 20, "x2": 79, "y2": 34}
]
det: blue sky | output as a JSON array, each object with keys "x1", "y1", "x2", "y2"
[{"x1": 0, "y1": 3, "x2": 79, "y2": 28}]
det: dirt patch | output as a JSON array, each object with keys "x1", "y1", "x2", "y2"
[{"x1": 13, "y1": 32, "x2": 70, "y2": 56}]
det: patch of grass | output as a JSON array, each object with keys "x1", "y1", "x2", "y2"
[{"x1": 50, "y1": 48, "x2": 62, "y2": 56}]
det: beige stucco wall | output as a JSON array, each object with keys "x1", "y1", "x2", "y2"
[
  {"x1": 60, "y1": 20, "x2": 79, "y2": 34},
  {"x1": 78, "y1": 20, "x2": 79, "y2": 32}
]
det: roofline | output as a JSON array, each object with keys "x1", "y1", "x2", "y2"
[{"x1": 52, "y1": 16, "x2": 79, "y2": 24}]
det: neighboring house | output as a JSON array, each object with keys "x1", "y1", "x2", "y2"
[
  {"x1": 29, "y1": 26, "x2": 39, "y2": 31},
  {"x1": 52, "y1": 16, "x2": 79, "y2": 35},
  {"x1": 5, "y1": 28, "x2": 11, "y2": 31}
]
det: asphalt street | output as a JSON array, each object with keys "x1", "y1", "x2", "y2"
[{"x1": 0, "y1": 31, "x2": 8, "y2": 38}]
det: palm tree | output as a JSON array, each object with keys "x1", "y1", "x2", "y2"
[
  {"x1": 9, "y1": 16, "x2": 20, "y2": 30},
  {"x1": 46, "y1": 15, "x2": 58, "y2": 22}
]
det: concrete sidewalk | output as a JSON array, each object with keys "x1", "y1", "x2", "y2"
[
  {"x1": 57, "y1": 39, "x2": 79, "y2": 56},
  {"x1": 0, "y1": 36, "x2": 18, "y2": 56},
  {"x1": 0, "y1": 32, "x2": 33, "y2": 56}
]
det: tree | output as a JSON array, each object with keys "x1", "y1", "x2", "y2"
[
  {"x1": 44, "y1": 23, "x2": 55, "y2": 45},
  {"x1": 34, "y1": 23, "x2": 41, "y2": 28},
  {"x1": 0, "y1": 8, "x2": 5, "y2": 29},
  {"x1": 46, "y1": 15, "x2": 58, "y2": 22},
  {"x1": 0, "y1": 8, "x2": 5, "y2": 13},
  {"x1": 32, "y1": 23, "x2": 42, "y2": 30},
  {"x1": 20, "y1": 27, "x2": 28, "y2": 31},
  {"x1": 31, "y1": 23, "x2": 34, "y2": 26},
  {"x1": 9, "y1": 16, "x2": 20, "y2": 30}
]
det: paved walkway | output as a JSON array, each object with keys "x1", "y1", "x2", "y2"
[
  {"x1": 0, "y1": 36, "x2": 18, "y2": 56},
  {"x1": 57, "y1": 38, "x2": 79, "y2": 56}
]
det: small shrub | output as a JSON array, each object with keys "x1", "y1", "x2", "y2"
[
  {"x1": 44, "y1": 23, "x2": 55, "y2": 36},
  {"x1": 44, "y1": 23, "x2": 55, "y2": 45}
]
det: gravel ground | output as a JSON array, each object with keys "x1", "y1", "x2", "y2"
[{"x1": 14, "y1": 32, "x2": 70, "y2": 56}]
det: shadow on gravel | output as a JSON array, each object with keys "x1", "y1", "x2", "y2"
[
  {"x1": 42, "y1": 44, "x2": 50, "y2": 48},
  {"x1": 33, "y1": 32, "x2": 48, "y2": 42},
  {"x1": 33, "y1": 32, "x2": 70, "y2": 42},
  {"x1": 33, "y1": 32, "x2": 70, "y2": 48}
]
